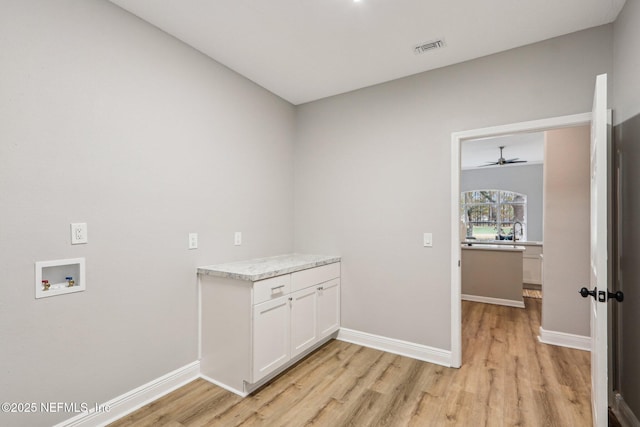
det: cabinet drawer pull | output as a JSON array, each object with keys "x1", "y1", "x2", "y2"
[
  {"x1": 271, "y1": 285, "x2": 285, "y2": 294},
  {"x1": 317, "y1": 286, "x2": 324, "y2": 290}
]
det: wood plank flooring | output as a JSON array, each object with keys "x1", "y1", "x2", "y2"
[
  {"x1": 523, "y1": 289, "x2": 542, "y2": 299},
  {"x1": 109, "y1": 298, "x2": 591, "y2": 426}
]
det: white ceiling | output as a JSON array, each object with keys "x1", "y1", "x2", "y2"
[
  {"x1": 461, "y1": 132, "x2": 545, "y2": 170},
  {"x1": 108, "y1": 0, "x2": 625, "y2": 105}
]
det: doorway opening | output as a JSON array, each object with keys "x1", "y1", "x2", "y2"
[{"x1": 449, "y1": 112, "x2": 592, "y2": 368}]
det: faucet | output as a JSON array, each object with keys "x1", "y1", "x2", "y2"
[{"x1": 513, "y1": 221, "x2": 523, "y2": 243}]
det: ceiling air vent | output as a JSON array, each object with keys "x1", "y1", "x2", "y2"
[{"x1": 413, "y1": 38, "x2": 446, "y2": 55}]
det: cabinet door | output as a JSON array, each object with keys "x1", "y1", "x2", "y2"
[
  {"x1": 252, "y1": 296, "x2": 290, "y2": 383},
  {"x1": 522, "y1": 246, "x2": 543, "y2": 285},
  {"x1": 290, "y1": 287, "x2": 317, "y2": 358},
  {"x1": 317, "y1": 278, "x2": 340, "y2": 339}
]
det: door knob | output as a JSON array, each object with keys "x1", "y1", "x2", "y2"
[
  {"x1": 608, "y1": 290, "x2": 624, "y2": 302},
  {"x1": 580, "y1": 287, "x2": 624, "y2": 302},
  {"x1": 579, "y1": 287, "x2": 597, "y2": 299}
]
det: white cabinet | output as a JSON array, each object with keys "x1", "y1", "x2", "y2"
[
  {"x1": 317, "y1": 278, "x2": 340, "y2": 339},
  {"x1": 290, "y1": 286, "x2": 317, "y2": 358},
  {"x1": 523, "y1": 245, "x2": 543, "y2": 285},
  {"x1": 252, "y1": 296, "x2": 290, "y2": 383},
  {"x1": 199, "y1": 260, "x2": 340, "y2": 396}
]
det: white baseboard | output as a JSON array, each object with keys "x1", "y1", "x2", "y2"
[
  {"x1": 613, "y1": 393, "x2": 640, "y2": 427},
  {"x1": 461, "y1": 294, "x2": 525, "y2": 308},
  {"x1": 538, "y1": 327, "x2": 591, "y2": 351},
  {"x1": 55, "y1": 361, "x2": 200, "y2": 427},
  {"x1": 337, "y1": 328, "x2": 452, "y2": 367}
]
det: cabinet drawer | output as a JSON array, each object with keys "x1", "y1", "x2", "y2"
[
  {"x1": 523, "y1": 246, "x2": 543, "y2": 258},
  {"x1": 292, "y1": 262, "x2": 340, "y2": 292},
  {"x1": 253, "y1": 275, "x2": 291, "y2": 305}
]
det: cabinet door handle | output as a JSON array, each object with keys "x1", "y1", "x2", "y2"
[
  {"x1": 271, "y1": 285, "x2": 285, "y2": 294},
  {"x1": 317, "y1": 286, "x2": 324, "y2": 291}
]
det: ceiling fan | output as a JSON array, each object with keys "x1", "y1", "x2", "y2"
[{"x1": 480, "y1": 146, "x2": 527, "y2": 167}]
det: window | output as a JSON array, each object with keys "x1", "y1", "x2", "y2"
[{"x1": 461, "y1": 190, "x2": 527, "y2": 241}]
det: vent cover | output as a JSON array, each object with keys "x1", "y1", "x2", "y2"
[{"x1": 414, "y1": 38, "x2": 446, "y2": 55}]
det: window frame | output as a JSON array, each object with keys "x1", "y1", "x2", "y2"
[{"x1": 461, "y1": 189, "x2": 527, "y2": 241}]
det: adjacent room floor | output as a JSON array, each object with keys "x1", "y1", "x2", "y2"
[
  {"x1": 523, "y1": 288, "x2": 542, "y2": 299},
  {"x1": 109, "y1": 297, "x2": 591, "y2": 426}
]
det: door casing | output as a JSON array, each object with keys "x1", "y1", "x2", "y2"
[{"x1": 450, "y1": 112, "x2": 592, "y2": 368}]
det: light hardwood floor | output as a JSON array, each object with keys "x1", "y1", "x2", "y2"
[
  {"x1": 522, "y1": 289, "x2": 542, "y2": 299},
  {"x1": 109, "y1": 298, "x2": 591, "y2": 426}
]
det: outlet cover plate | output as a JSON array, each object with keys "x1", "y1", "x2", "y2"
[
  {"x1": 188, "y1": 233, "x2": 198, "y2": 249},
  {"x1": 71, "y1": 223, "x2": 88, "y2": 245}
]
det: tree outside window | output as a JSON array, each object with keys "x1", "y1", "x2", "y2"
[{"x1": 461, "y1": 190, "x2": 527, "y2": 241}]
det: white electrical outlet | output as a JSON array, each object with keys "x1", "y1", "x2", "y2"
[
  {"x1": 188, "y1": 233, "x2": 198, "y2": 250},
  {"x1": 71, "y1": 223, "x2": 88, "y2": 245},
  {"x1": 423, "y1": 232, "x2": 433, "y2": 247},
  {"x1": 234, "y1": 231, "x2": 242, "y2": 246}
]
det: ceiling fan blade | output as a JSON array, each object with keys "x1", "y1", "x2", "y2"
[{"x1": 478, "y1": 146, "x2": 529, "y2": 168}]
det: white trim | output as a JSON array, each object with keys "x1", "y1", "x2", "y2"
[
  {"x1": 451, "y1": 133, "x2": 462, "y2": 368},
  {"x1": 613, "y1": 393, "x2": 640, "y2": 427},
  {"x1": 538, "y1": 326, "x2": 591, "y2": 351},
  {"x1": 55, "y1": 361, "x2": 200, "y2": 427},
  {"x1": 461, "y1": 294, "x2": 525, "y2": 308},
  {"x1": 198, "y1": 276, "x2": 202, "y2": 360},
  {"x1": 451, "y1": 112, "x2": 592, "y2": 141},
  {"x1": 337, "y1": 328, "x2": 452, "y2": 367},
  {"x1": 450, "y1": 112, "x2": 592, "y2": 369}
]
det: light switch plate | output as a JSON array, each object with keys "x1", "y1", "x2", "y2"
[
  {"x1": 423, "y1": 232, "x2": 433, "y2": 247},
  {"x1": 71, "y1": 223, "x2": 88, "y2": 245},
  {"x1": 188, "y1": 233, "x2": 198, "y2": 250}
]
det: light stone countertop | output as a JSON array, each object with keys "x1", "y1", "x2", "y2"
[
  {"x1": 197, "y1": 253, "x2": 341, "y2": 282},
  {"x1": 462, "y1": 239, "x2": 543, "y2": 247},
  {"x1": 461, "y1": 244, "x2": 526, "y2": 252}
]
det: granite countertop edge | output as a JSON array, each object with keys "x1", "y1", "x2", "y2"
[
  {"x1": 461, "y1": 244, "x2": 526, "y2": 252},
  {"x1": 461, "y1": 240, "x2": 543, "y2": 247},
  {"x1": 197, "y1": 253, "x2": 341, "y2": 282}
]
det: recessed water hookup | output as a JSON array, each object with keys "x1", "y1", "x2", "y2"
[{"x1": 35, "y1": 258, "x2": 85, "y2": 299}]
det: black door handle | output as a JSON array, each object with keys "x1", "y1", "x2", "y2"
[
  {"x1": 580, "y1": 287, "x2": 597, "y2": 299},
  {"x1": 580, "y1": 287, "x2": 624, "y2": 302},
  {"x1": 608, "y1": 290, "x2": 624, "y2": 302}
]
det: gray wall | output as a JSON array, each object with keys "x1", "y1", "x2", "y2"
[
  {"x1": 461, "y1": 164, "x2": 544, "y2": 242},
  {"x1": 0, "y1": 1, "x2": 295, "y2": 426},
  {"x1": 542, "y1": 127, "x2": 591, "y2": 337},
  {"x1": 613, "y1": 0, "x2": 640, "y2": 418},
  {"x1": 613, "y1": 0, "x2": 640, "y2": 125},
  {"x1": 294, "y1": 25, "x2": 613, "y2": 349},
  {"x1": 0, "y1": 1, "x2": 627, "y2": 425}
]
